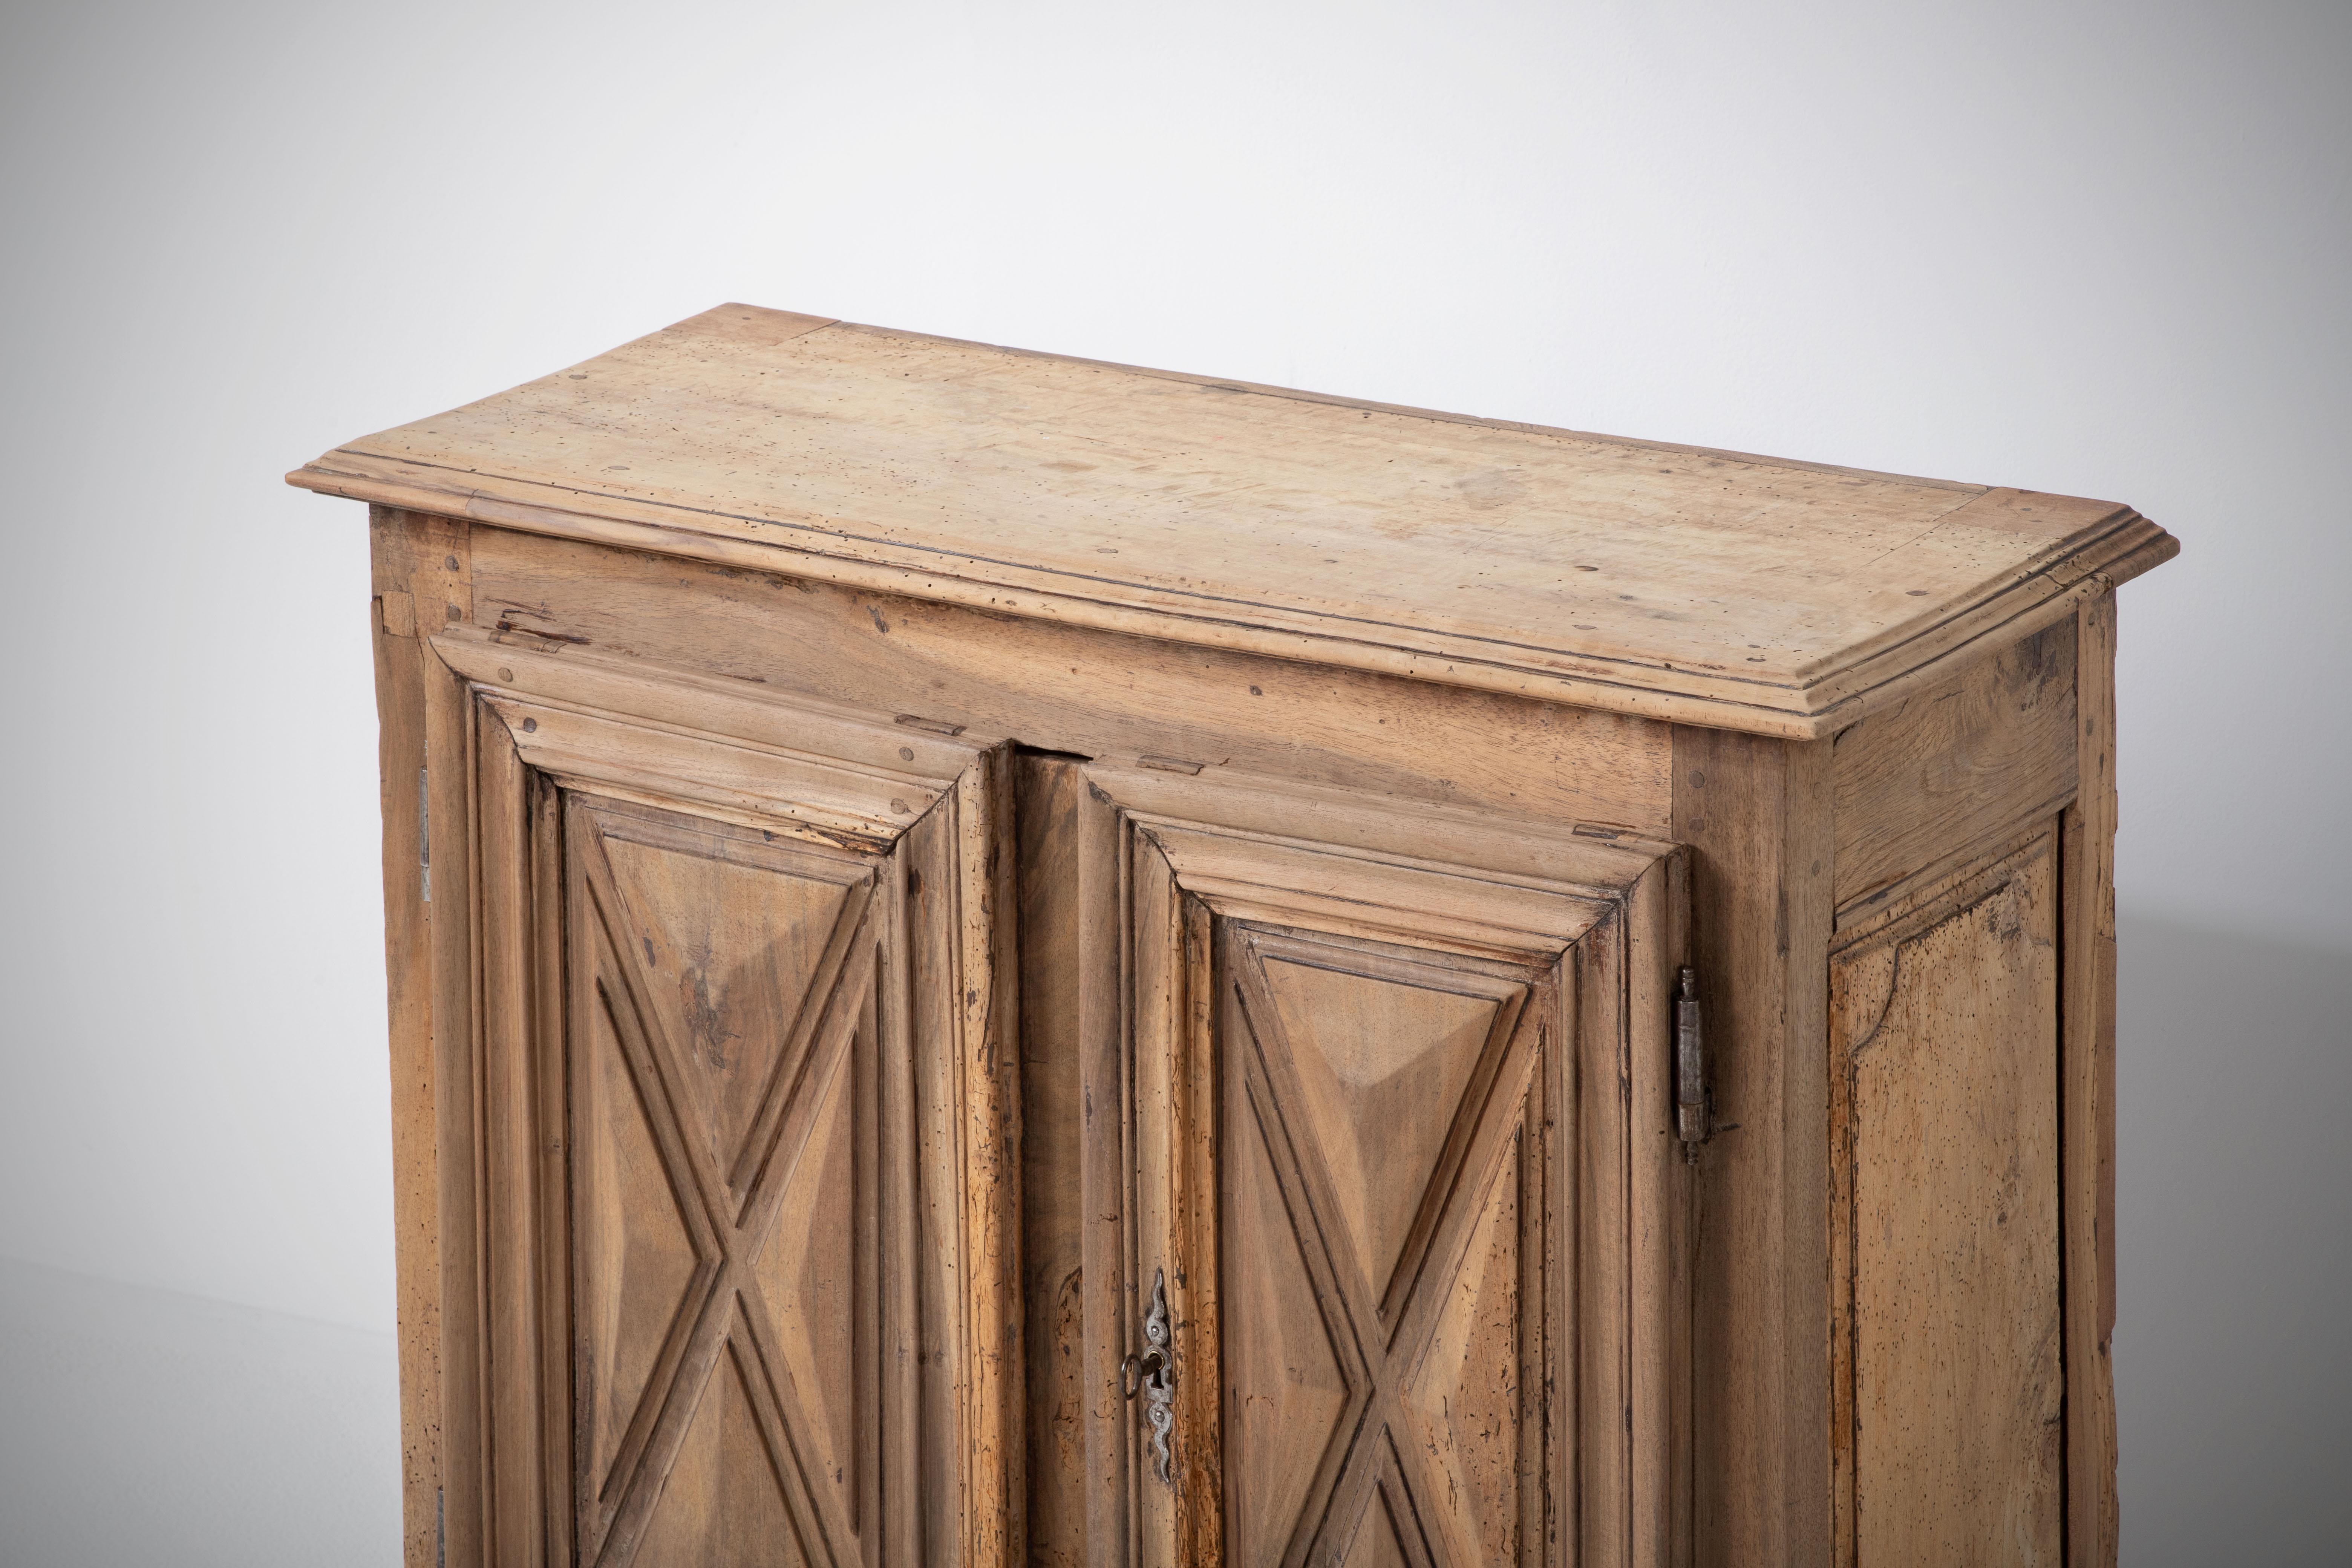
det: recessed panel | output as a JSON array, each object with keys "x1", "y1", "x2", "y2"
[
  {"x1": 634, "y1": 1341, "x2": 810, "y2": 1568},
  {"x1": 1343, "y1": 1488, "x2": 1415, "y2": 1568},
  {"x1": 1262, "y1": 957, "x2": 1500, "y2": 1304},
  {"x1": 1223, "y1": 923, "x2": 1548, "y2": 1568},
  {"x1": 1403, "y1": 1126, "x2": 1527, "y2": 1568},
  {"x1": 599, "y1": 828, "x2": 856, "y2": 1182},
  {"x1": 1223, "y1": 1064, "x2": 1354, "y2": 1567},
  {"x1": 749, "y1": 988, "x2": 867, "y2": 1540},
  {"x1": 570, "y1": 799, "x2": 893, "y2": 1568},
  {"x1": 576, "y1": 985, "x2": 704, "y2": 1503},
  {"x1": 1838, "y1": 853, "x2": 2062, "y2": 1565}
]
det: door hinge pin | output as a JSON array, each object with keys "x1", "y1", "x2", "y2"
[{"x1": 1674, "y1": 966, "x2": 1710, "y2": 1161}]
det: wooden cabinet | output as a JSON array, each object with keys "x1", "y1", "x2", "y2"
[{"x1": 295, "y1": 306, "x2": 2175, "y2": 1568}]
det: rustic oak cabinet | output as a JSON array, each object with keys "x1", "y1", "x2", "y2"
[{"x1": 292, "y1": 306, "x2": 2176, "y2": 1568}]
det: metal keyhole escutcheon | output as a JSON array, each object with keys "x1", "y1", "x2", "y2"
[{"x1": 1122, "y1": 1268, "x2": 1176, "y2": 1485}]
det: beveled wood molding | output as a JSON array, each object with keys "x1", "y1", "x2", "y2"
[
  {"x1": 290, "y1": 304, "x2": 2180, "y2": 741},
  {"x1": 303, "y1": 454, "x2": 2171, "y2": 739},
  {"x1": 433, "y1": 626, "x2": 988, "y2": 852},
  {"x1": 432, "y1": 637, "x2": 1021, "y2": 1568},
  {"x1": 1068, "y1": 760, "x2": 1690, "y2": 1567}
]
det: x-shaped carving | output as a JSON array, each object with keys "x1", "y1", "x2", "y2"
[
  {"x1": 1230, "y1": 931, "x2": 1541, "y2": 1568},
  {"x1": 575, "y1": 812, "x2": 882, "y2": 1568}
]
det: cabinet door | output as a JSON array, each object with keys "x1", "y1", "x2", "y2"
[
  {"x1": 430, "y1": 629, "x2": 1018, "y2": 1568},
  {"x1": 1022, "y1": 759, "x2": 1689, "y2": 1568}
]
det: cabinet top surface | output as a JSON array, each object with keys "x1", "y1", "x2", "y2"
[{"x1": 290, "y1": 304, "x2": 2174, "y2": 737}]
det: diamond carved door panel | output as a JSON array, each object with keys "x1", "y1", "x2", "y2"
[
  {"x1": 1031, "y1": 759, "x2": 1690, "y2": 1568},
  {"x1": 1223, "y1": 929, "x2": 1548, "y2": 1568},
  {"x1": 569, "y1": 799, "x2": 884, "y2": 1568},
  {"x1": 435, "y1": 631, "x2": 1019, "y2": 1568}
]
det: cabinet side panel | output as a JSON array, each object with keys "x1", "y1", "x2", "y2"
[
  {"x1": 1830, "y1": 621, "x2": 2076, "y2": 923},
  {"x1": 2062, "y1": 592, "x2": 2120, "y2": 1566},
  {"x1": 1832, "y1": 845, "x2": 2064, "y2": 1565}
]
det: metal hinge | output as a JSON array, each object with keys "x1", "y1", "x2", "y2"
[{"x1": 1674, "y1": 966, "x2": 1734, "y2": 1160}]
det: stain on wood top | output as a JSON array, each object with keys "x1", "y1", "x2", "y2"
[{"x1": 290, "y1": 304, "x2": 2177, "y2": 737}]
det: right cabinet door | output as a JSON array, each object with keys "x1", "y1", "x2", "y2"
[{"x1": 1023, "y1": 758, "x2": 1690, "y2": 1568}]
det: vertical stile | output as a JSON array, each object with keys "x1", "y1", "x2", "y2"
[
  {"x1": 528, "y1": 774, "x2": 572, "y2": 1568},
  {"x1": 1577, "y1": 908, "x2": 1633, "y2": 1566},
  {"x1": 1627, "y1": 855, "x2": 1692, "y2": 1567},
  {"x1": 1076, "y1": 782, "x2": 1133, "y2": 1562},
  {"x1": 1127, "y1": 832, "x2": 1180, "y2": 1564},
  {"x1": 477, "y1": 698, "x2": 545, "y2": 1567},
  {"x1": 2064, "y1": 590, "x2": 2123, "y2": 1568}
]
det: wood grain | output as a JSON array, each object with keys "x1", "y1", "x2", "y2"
[
  {"x1": 366, "y1": 510, "x2": 453, "y2": 1568},
  {"x1": 290, "y1": 305, "x2": 2178, "y2": 737},
  {"x1": 1014, "y1": 755, "x2": 1089, "y2": 1568},
  {"x1": 2062, "y1": 592, "x2": 2122, "y2": 1567},
  {"x1": 1625, "y1": 855, "x2": 1694, "y2": 1568},
  {"x1": 1124, "y1": 823, "x2": 1191, "y2": 1567},
  {"x1": 1832, "y1": 619, "x2": 2076, "y2": 921},
  {"x1": 1670, "y1": 727, "x2": 1836, "y2": 1568},
  {"x1": 1072, "y1": 767, "x2": 1133, "y2": 1566},
  {"x1": 407, "y1": 621, "x2": 1019, "y2": 1568},
  {"x1": 1063, "y1": 764, "x2": 1684, "y2": 1568},
  {"x1": 955, "y1": 746, "x2": 1026, "y2": 1568},
  {"x1": 320, "y1": 326, "x2": 2175, "y2": 1566},
  {"x1": 412, "y1": 516, "x2": 490, "y2": 1568},
  {"x1": 462, "y1": 525, "x2": 1677, "y2": 836},
  {"x1": 475, "y1": 696, "x2": 549, "y2": 1568},
  {"x1": 1830, "y1": 840, "x2": 2064, "y2": 1566}
]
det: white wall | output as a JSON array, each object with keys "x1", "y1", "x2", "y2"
[{"x1": 3, "y1": 0, "x2": 2344, "y2": 1554}]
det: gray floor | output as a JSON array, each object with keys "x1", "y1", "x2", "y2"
[
  {"x1": 0, "y1": 911, "x2": 2342, "y2": 1566},
  {"x1": 2113, "y1": 914, "x2": 2352, "y2": 1566},
  {"x1": 0, "y1": 1257, "x2": 400, "y2": 1567}
]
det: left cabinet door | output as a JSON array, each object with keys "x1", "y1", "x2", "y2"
[{"x1": 386, "y1": 602, "x2": 1018, "y2": 1568}]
